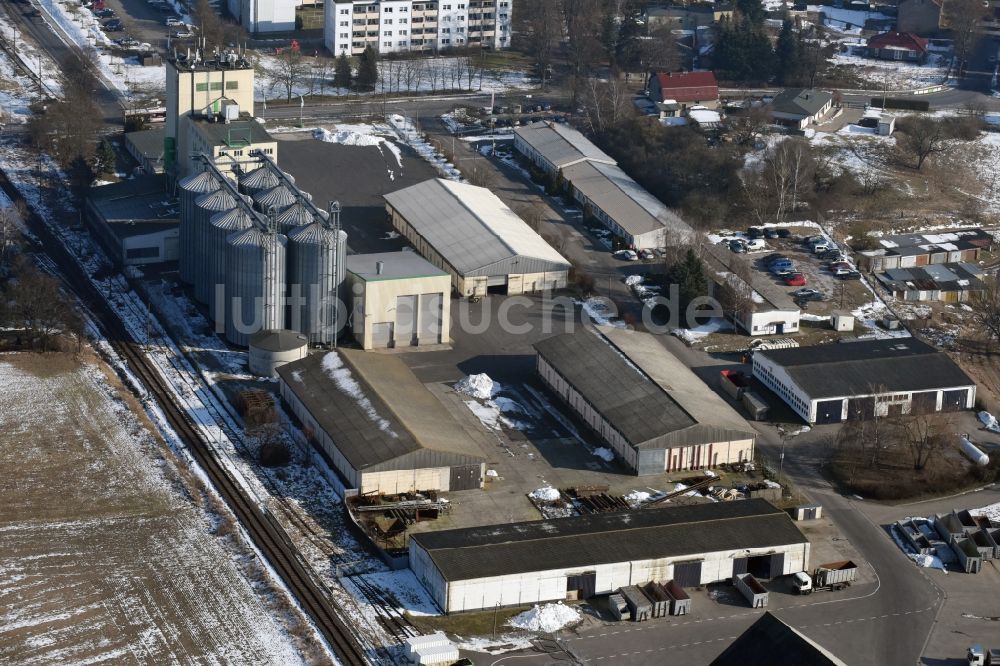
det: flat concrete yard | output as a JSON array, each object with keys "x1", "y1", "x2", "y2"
[{"x1": 0, "y1": 353, "x2": 315, "y2": 664}]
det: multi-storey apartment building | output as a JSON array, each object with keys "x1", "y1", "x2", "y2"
[{"x1": 324, "y1": 0, "x2": 511, "y2": 55}]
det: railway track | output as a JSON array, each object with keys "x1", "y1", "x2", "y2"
[{"x1": 0, "y1": 170, "x2": 371, "y2": 666}]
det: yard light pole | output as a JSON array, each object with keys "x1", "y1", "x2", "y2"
[
  {"x1": 778, "y1": 432, "x2": 787, "y2": 490},
  {"x1": 492, "y1": 601, "x2": 501, "y2": 639}
]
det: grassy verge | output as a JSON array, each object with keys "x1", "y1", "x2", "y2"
[{"x1": 407, "y1": 605, "x2": 532, "y2": 636}]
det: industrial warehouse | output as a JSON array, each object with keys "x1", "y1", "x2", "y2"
[
  {"x1": 752, "y1": 339, "x2": 977, "y2": 424},
  {"x1": 533, "y1": 327, "x2": 757, "y2": 474},
  {"x1": 276, "y1": 350, "x2": 485, "y2": 494},
  {"x1": 409, "y1": 499, "x2": 809, "y2": 613},
  {"x1": 383, "y1": 178, "x2": 571, "y2": 297},
  {"x1": 512, "y1": 121, "x2": 691, "y2": 250}
]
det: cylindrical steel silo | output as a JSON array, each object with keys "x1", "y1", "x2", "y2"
[
  {"x1": 206, "y1": 207, "x2": 254, "y2": 323},
  {"x1": 286, "y1": 223, "x2": 347, "y2": 345},
  {"x1": 178, "y1": 171, "x2": 220, "y2": 284},
  {"x1": 225, "y1": 227, "x2": 287, "y2": 347},
  {"x1": 193, "y1": 189, "x2": 245, "y2": 304},
  {"x1": 274, "y1": 201, "x2": 315, "y2": 235},
  {"x1": 238, "y1": 165, "x2": 280, "y2": 198},
  {"x1": 253, "y1": 185, "x2": 296, "y2": 215}
]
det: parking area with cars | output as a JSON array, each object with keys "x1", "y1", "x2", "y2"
[
  {"x1": 80, "y1": 0, "x2": 195, "y2": 55},
  {"x1": 711, "y1": 224, "x2": 872, "y2": 318}
]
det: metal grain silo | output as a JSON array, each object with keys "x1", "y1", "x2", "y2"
[
  {"x1": 193, "y1": 189, "x2": 245, "y2": 304},
  {"x1": 286, "y1": 222, "x2": 347, "y2": 345},
  {"x1": 178, "y1": 171, "x2": 220, "y2": 284},
  {"x1": 274, "y1": 201, "x2": 315, "y2": 235},
  {"x1": 238, "y1": 165, "x2": 280, "y2": 198},
  {"x1": 206, "y1": 207, "x2": 254, "y2": 323},
  {"x1": 224, "y1": 227, "x2": 287, "y2": 347},
  {"x1": 253, "y1": 185, "x2": 296, "y2": 214}
]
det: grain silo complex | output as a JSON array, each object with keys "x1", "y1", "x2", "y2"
[
  {"x1": 287, "y1": 213, "x2": 347, "y2": 346},
  {"x1": 177, "y1": 171, "x2": 220, "y2": 284}
]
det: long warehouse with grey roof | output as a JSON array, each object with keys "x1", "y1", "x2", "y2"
[
  {"x1": 383, "y1": 178, "x2": 571, "y2": 297},
  {"x1": 276, "y1": 349, "x2": 485, "y2": 494},
  {"x1": 533, "y1": 327, "x2": 757, "y2": 474},
  {"x1": 410, "y1": 499, "x2": 809, "y2": 613}
]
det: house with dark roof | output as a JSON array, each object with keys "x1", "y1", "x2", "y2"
[
  {"x1": 410, "y1": 499, "x2": 810, "y2": 612},
  {"x1": 875, "y1": 262, "x2": 986, "y2": 303},
  {"x1": 534, "y1": 326, "x2": 756, "y2": 474},
  {"x1": 647, "y1": 71, "x2": 720, "y2": 110},
  {"x1": 711, "y1": 612, "x2": 847, "y2": 666},
  {"x1": 276, "y1": 350, "x2": 485, "y2": 494},
  {"x1": 752, "y1": 339, "x2": 976, "y2": 424},
  {"x1": 866, "y1": 31, "x2": 929, "y2": 61},
  {"x1": 770, "y1": 89, "x2": 834, "y2": 129}
]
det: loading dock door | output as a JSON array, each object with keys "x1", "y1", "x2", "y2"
[
  {"x1": 395, "y1": 295, "x2": 418, "y2": 346},
  {"x1": 732, "y1": 557, "x2": 748, "y2": 577},
  {"x1": 815, "y1": 399, "x2": 843, "y2": 424},
  {"x1": 566, "y1": 572, "x2": 597, "y2": 600},
  {"x1": 941, "y1": 389, "x2": 968, "y2": 412},
  {"x1": 911, "y1": 391, "x2": 937, "y2": 414},
  {"x1": 448, "y1": 464, "x2": 481, "y2": 491},
  {"x1": 672, "y1": 561, "x2": 702, "y2": 588},
  {"x1": 766, "y1": 553, "x2": 785, "y2": 578},
  {"x1": 418, "y1": 293, "x2": 442, "y2": 344}
]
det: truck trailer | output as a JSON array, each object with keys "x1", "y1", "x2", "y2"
[
  {"x1": 793, "y1": 560, "x2": 858, "y2": 594},
  {"x1": 734, "y1": 572, "x2": 769, "y2": 608}
]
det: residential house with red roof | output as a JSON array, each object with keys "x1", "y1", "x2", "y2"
[
  {"x1": 865, "y1": 31, "x2": 929, "y2": 62},
  {"x1": 646, "y1": 71, "x2": 720, "y2": 111}
]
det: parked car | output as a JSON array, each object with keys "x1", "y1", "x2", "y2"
[
  {"x1": 165, "y1": 16, "x2": 183, "y2": 26},
  {"x1": 768, "y1": 258, "x2": 794, "y2": 270},
  {"x1": 792, "y1": 288, "x2": 823, "y2": 301},
  {"x1": 94, "y1": 7, "x2": 115, "y2": 17},
  {"x1": 171, "y1": 29, "x2": 195, "y2": 38},
  {"x1": 729, "y1": 240, "x2": 748, "y2": 253},
  {"x1": 746, "y1": 226, "x2": 765, "y2": 239},
  {"x1": 771, "y1": 266, "x2": 795, "y2": 277},
  {"x1": 104, "y1": 18, "x2": 123, "y2": 30},
  {"x1": 638, "y1": 248, "x2": 655, "y2": 261},
  {"x1": 614, "y1": 249, "x2": 638, "y2": 261},
  {"x1": 838, "y1": 271, "x2": 862, "y2": 281},
  {"x1": 774, "y1": 228, "x2": 791, "y2": 238},
  {"x1": 764, "y1": 228, "x2": 780, "y2": 239},
  {"x1": 745, "y1": 238, "x2": 766, "y2": 252},
  {"x1": 831, "y1": 267, "x2": 854, "y2": 277},
  {"x1": 811, "y1": 242, "x2": 831, "y2": 253},
  {"x1": 818, "y1": 249, "x2": 844, "y2": 260},
  {"x1": 764, "y1": 253, "x2": 789, "y2": 265},
  {"x1": 784, "y1": 273, "x2": 807, "y2": 286},
  {"x1": 829, "y1": 262, "x2": 852, "y2": 272}
]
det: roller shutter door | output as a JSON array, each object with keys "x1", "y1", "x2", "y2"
[
  {"x1": 766, "y1": 553, "x2": 785, "y2": 578},
  {"x1": 396, "y1": 295, "x2": 418, "y2": 346},
  {"x1": 732, "y1": 557, "x2": 748, "y2": 577},
  {"x1": 418, "y1": 293, "x2": 442, "y2": 344},
  {"x1": 941, "y1": 389, "x2": 968, "y2": 412},
  {"x1": 672, "y1": 561, "x2": 702, "y2": 588},
  {"x1": 815, "y1": 399, "x2": 843, "y2": 424},
  {"x1": 847, "y1": 397, "x2": 875, "y2": 421},
  {"x1": 911, "y1": 391, "x2": 937, "y2": 413}
]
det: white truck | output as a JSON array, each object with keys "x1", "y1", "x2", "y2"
[
  {"x1": 792, "y1": 560, "x2": 858, "y2": 595},
  {"x1": 968, "y1": 645, "x2": 1000, "y2": 665}
]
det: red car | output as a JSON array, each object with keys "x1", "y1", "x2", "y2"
[{"x1": 784, "y1": 273, "x2": 807, "y2": 286}]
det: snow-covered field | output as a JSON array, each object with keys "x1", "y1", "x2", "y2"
[
  {"x1": 0, "y1": 354, "x2": 310, "y2": 664},
  {"x1": 255, "y1": 53, "x2": 535, "y2": 101},
  {"x1": 829, "y1": 46, "x2": 949, "y2": 91}
]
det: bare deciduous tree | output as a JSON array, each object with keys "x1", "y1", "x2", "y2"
[
  {"x1": 898, "y1": 116, "x2": 949, "y2": 170},
  {"x1": 971, "y1": 276, "x2": 1000, "y2": 344},
  {"x1": 728, "y1": 105, "x2": 772, "y2": 146},
  {"x1": 891, "y1": 408, "x2": 952, "y2": 471}
]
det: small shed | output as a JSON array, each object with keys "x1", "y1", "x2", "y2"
[
  {"x1": 790, "y1": 504, "x2": 823, "y2": 521},
  {"x1": 619, "y1": 585, "x2": 652, "y2": 622},
  {"x1": 664, "y1": 580, "x2": 691, "y2": 615},
  {"x1": 831, "y1": 311, "x2": 855, "y2": 332},
  {"x1": 878, "y1": 113, "x2": 896, "y2": 136}
]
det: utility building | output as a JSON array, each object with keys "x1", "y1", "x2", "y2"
[
  {"x1": 85, "y1": 175, "x2": 179, "y2": 267},
  {"x1": 512, "y1": 121, "x2": 616, "y2": 179},
  {"x1": 345, "y1": 252, "x2": 451, "y2": 350},
  {"x1": 410, "y1": 500, "x2": 809, "y2": 613},
  {"x1": 534, "y1": 327, "x2": 756, "y2": 474},
  {"x1": 277, "y1": 350, "x2": 485, "y2": 494},
  {"x1": 383, "y1": 179, "x2": 570, "y2": 297},
  {"x1": 753, "y1": 339, "x2": 977, "y2": 424}
]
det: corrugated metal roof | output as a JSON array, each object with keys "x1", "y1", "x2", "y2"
[
  {"x1": 563, "y1": 161, "x2": 694, "y2": 240},
  {"x1": 383, "y1": 179, "x2": 570, "y2": 275},
  {"x1": 534, "y1": 328, "x2": 756, "y2": 450},
  {"x1": 513, "y1": 121, "x2": 617, "y2": 169},
  {"x1": 276, "y1": 350, "x2": 484, "y2": 472},
  {"x1": 346, "y1": 251, "x2": 448, "y2": 281},
  {"x1": 411, "y1": 499, "x2": 807, "y2": 582}
]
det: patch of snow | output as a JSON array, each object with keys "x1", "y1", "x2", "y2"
[
  {"x1": 343, "y1": 570, "x2": 440, "y2": 617},
  {"x1": 579, "y1": 297, "x2": 625, "y2": 328},
  {"x1": 672, "y1": 318, "x2": 733, "y2": 343},
  {"x1": 322, "y1": 352, "x2": 397, "y2": 436},
  {"x1": 507, "y1": 603, "x2": 581, "y2": 633},
  {"x1": 454, "y1": 373, "x2": 499, "y2": 400},
  {"x1": 592, "y1": 447, "x2": 615, "y2": 462},
  {"x1": 625, "y1": 490, "x2": 651, "y2": 506},
  {"x1": 529, "y1": 486, "x2": 561, "y2": 502}
]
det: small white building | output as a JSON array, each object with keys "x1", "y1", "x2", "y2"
[
  {"x1": 345, "y1": 252, "x2": 451, "y2": 350},
  {"x1": 831, "y1": 311, "x2": 854, "y2": 332},
  {"x1": 277, "y1": 350, "x2": 485, "y2": 494},
  {"x1": 384, "y1": 179, "x2": 570, "y2": 297},
  {"x1": 410, "y1": 499, "x2": 810, "y2": 613},
  {"x1": 704, "y1": 243, "x2": 801, "y2": 337},
  {"x1": 753, "y1": 339, "x2": 977, "y2": 424},
  {"x1": 227, "y1": 0, "x2": 297, "y2": 33}
]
